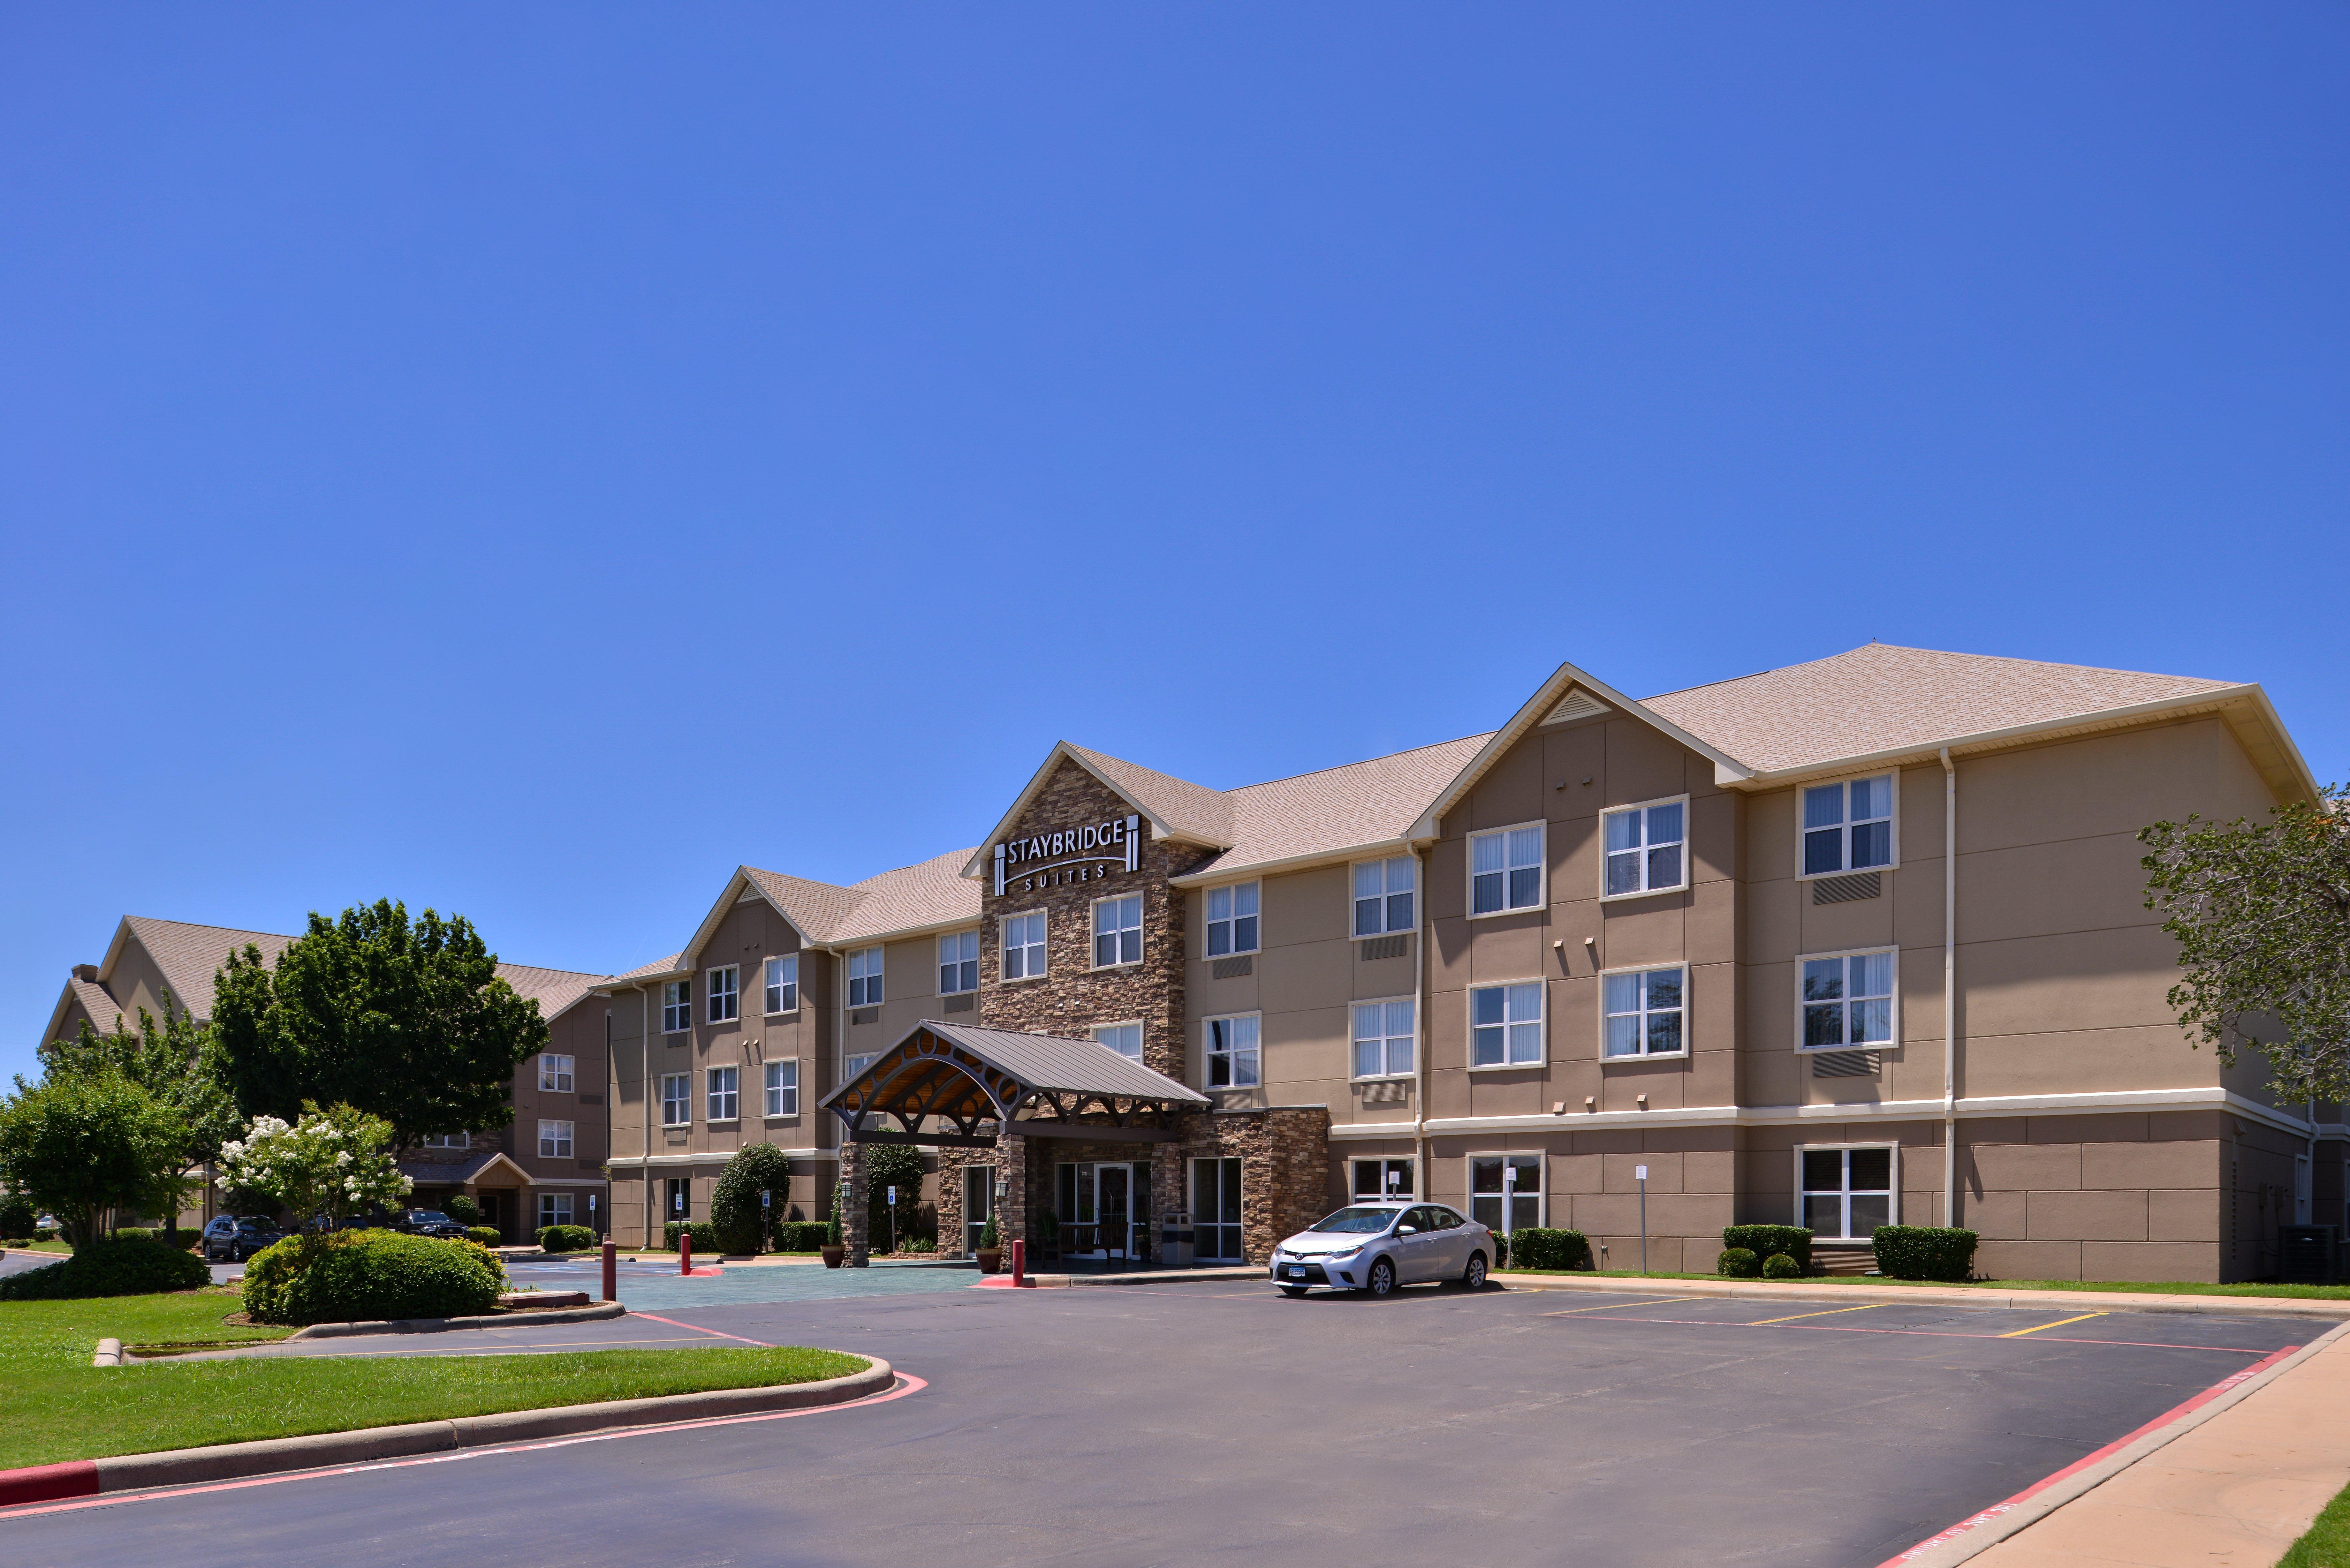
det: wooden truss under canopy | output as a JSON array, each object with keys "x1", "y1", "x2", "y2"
[{"x1": 818, "y1": 1019, "x2": 1211, "y2": 1149}]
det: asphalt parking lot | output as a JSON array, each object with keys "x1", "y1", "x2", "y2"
[{"x1": 4, "y1": 1273, "x2": 2311, "y2": 1568}]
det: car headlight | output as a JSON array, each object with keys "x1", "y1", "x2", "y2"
[{"x1": 1327, "y1": 1245, "x2": 1364, "y2": 1261}]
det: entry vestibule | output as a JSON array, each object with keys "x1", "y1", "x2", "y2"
[{"x1": 1056, "y1": 1161, "x2": 1151, "y2": 1259}]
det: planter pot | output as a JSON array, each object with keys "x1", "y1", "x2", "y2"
[
  {"x1": 820, "y1": 1246, "x2": 846, "y2": 1269},
  {"x1": 975, "y1": 1248, "x2": 1002, "y2": 1275}
]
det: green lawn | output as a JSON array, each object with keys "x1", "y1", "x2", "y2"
[
  {"x1": 0, "y1": 1287, "x2": 869, "y2": 1470},
  {"x1": 4, "y1": 1240, "x2": 75, "y2": 1255},
  {"x1": 2280, "y1": 1476, "x2": 2350, "y2": 1567},
  {"x1": 1498, "y1": 1267, "x2": 2350, "y2": 1301}
]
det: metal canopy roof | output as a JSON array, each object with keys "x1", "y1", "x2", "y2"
[{"x1": 820, "y1": 1019, "x2": 1207, "y2": 1147}]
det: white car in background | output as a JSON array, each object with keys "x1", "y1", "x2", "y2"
[{"x1": 1268, "y1": 1201, "x2": 1494, "y2": 1297}]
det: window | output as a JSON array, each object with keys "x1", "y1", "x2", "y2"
[
  {"x1": 1094, "y1": 895, "x2": 1142, "y2": 967},
  {"x1": 665, "y1": 1176, "x2": 690, "y2": 1220},
  {"x1": 661, "y1": 979, "x2": 692, "y2": 1034},
  {"x1": 847, "y1": 947, "x2": 883, "y2": 1008},
  {"x1": 764, "y1": 954, "x2": 798, "y2": 1014},
  {"x1": 1801, "y1": 950, "x2": 1896, "y2": 1049},
  {"x1": 660, "y1": 1074, "x2": 690, "y2": 1127},
  {"x1": 706, "y1": 1066, "x2": 739, "y2": 1121},
  {"x1": 1802, "y1": 774, "x2": 1895, "y2": 877},
  {"x1": 537, "y1": 1119, "x2": 574, "y2": 1158},
  {"x1": 763, "y1": 1059, "x2": 799, "y2": 1116},
  {"x1": 1206, "y1": 1014, "x2": 1260, "y2": 1089},
  {"x1": 1205, "y1": 883, "x2": 1259, "y2": 956},
  {"x1": 538, "y1": 1053, "x2": 575, "y2": 1093},
  {"x1": 1092, "y1": 1022, "x2": 1143, "y2": 1061},
  {"x1": 1353, "y1": 856, "x2": 1416, "y2": 937},
  {"x1": 845, "y1": 1051, "x2": 877, "y2": 1080},
  {"x1": 1801, "y1": 1145, "x2": 1895, "y2": 1239},
  {"x1": 1192, "y1": 1157, "x2": 1243, "y2": 1261},
  {"x1": 708, "y1": 966, "x2": 739, "y2": 1022},
  {"x1": 1471, "y1": 1154, "x2": 1542, "y2": 1234},
  {"x1": 1351, "y1": 999, "x2": 1415, "y2": 1079},
  {"x1": 1470, "y1": 824, "x2": 1545, "y2": 915},
  {"x1": 1603, "y1": 967, "x2": 1686, "y2": 1057},
  {"x1": 539, "y1": 1192, "x2": 573, "y2": 1228},
  {"x1": 1603, "y1": 797, "x2": 1687, "y2": 897},
  {"x1": 1002, "y1": 912, "x2": 1047, "y2": 980},
  {"x1": 938, "y1": 931, "x2": 979, "y2": 995},
  {"x1": 420, "y1": 1132, "x2": 467, "y2": 1150},
  {"x1": 1353, "y1": 1159, "x2": 1416, "y2": 1203},
  {"x1": 1470, "y1": 982, "x2": 1543, "y2": 1067}
]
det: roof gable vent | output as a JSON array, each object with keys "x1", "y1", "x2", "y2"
[{"x1": 1539, "y1": 687, "x2": 1609, "y2": 726}]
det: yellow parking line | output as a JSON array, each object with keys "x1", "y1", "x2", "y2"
[
  {"x1": 1998, "y1": 1311, "x2": 2107, "y2": 1338},
  {"x1": 1540, "y1": 1296, "x2": 1702, "y2": 1316},
  {"x1": 1748, "y1": 1303, "x2": 1889, "y2": 1325}
]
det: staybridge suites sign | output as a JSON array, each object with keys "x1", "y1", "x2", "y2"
[{"x1": 993, "y1": 814, "x2": 1141, "y2": 895}]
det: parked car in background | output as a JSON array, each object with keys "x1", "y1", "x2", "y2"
[
  {"x1": 201, "y1": 1215, "x2": 286, "y2": 1262},
  {"x1": 1268, "y1": 1202, "x2": 1493, "y2": 1298},
  {"x1": 390, "y1": 1209, "x2": 469, "y2": 1240}
]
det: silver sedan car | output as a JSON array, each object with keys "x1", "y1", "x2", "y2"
[{"x1": 1268, "y1": 1200, "x2": 1495, "y2": 1297}]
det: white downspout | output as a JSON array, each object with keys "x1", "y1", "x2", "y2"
[
  {"x1": 1413, "y1": 848, "x2": 1429, "y2": 1202},
  {"x1": 1940, "y1": 748, "x2": 1958, "y2": 1229},
  {"x1": 641, "y1": 986, "x2": 653, "y2": 1250}
]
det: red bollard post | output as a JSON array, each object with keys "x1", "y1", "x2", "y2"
[
  {"x1": 601, "y1": 1239, "x2": 617, "y2": 1303},
  {"x1": 1011, "y1": 1237, "x2": 1026, "y2": 1286},
  {"x1": 680, "y1": 1233, "x2": 692, "y2": 1277}
]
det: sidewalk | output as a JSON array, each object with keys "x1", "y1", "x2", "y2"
[{"x1": 1494, "y1": 1270, "x2": 2350, "y2": 1320}]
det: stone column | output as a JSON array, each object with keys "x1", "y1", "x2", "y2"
[
  {"x1": 844, "y1": 1139, "x2": 869, "y2": 1268},
  {"x1": 997, "y1": 1133, "x2": 1028, "y2": 1248}
]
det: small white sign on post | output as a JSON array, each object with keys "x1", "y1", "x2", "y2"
[
  {"x1": 761, "y1": 1190, "x2": 770, "y2": 1209},
  {"x1": 1635, "y1": 1165, "x2": 1648, "y2": 1181},
  {"x1": 887, "y1": 1186, "x2": 898, "y2": 1206}
]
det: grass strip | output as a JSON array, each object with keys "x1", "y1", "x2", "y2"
[
  {"x1": 1498, "y1": 1268, "x2": 2350, "y2": 1300},
  {"x1": 2278, "y1": 1474, "x2": 2350, "y2": 1567},
  {"x1": 0, "y1": 1287, "x2": 867, "y2": 1470}
]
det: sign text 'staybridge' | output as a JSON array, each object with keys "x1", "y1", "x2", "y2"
[{"x1": 993, "y1": 814, "x2": 1141, "y2": 894}]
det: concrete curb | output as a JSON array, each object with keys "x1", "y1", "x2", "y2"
[
  {"x1": 0, "y1": 1355, "x2": 894, "y2": 1509},
  {"x1": 1493, "y1": 1271, "x2": 2350, "y2": 1320},
  {"x1": 90, "y1": 1338, "x2": 122, "y2": 1368},
  {"x1": 1888, "y1": 1320, "x2": 2350, "y2": 1566},
  {"x1": 287, "y1": 1299, "x2": 626, "y2": 1339},
  {"x1": 1020, "y1": 1267, "x2": 1265, "y2": 1288}
]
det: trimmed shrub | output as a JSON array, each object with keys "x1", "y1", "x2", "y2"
[
  {"x1": 1872, "y1": 1225, "x2": 1979, "y2": 1282},
  {"x1": 712, "y1": 1143, "x2": 792, "y2": 1254},
  {"x1": 535, "y1": 1224, "x2": 597, "y2": 1253},
  {"x1": 1760, "y1": 1252, "x2": 1801, "y2": 1280},
  {"x1": 771, "y1": 1221, "x2": 829, "y2": 1253},
  {"x1": 0, "y1": 1191, "x2": 35, "y2": 1239},
  {"x1": 1505, "y1": 1227, "x2": 1592, "y2": 1271},
  {"x1": 442, "y1": 1194, "x2": 482, "y2": 1227},
  {"x1": 663, "y1": 1220, "x2": 722, "y2": 1254},
  {"x1": 1723, "y1": 1225, "x2": 1813, "y2": 1269},
  {"x1": 243, "y1": 1230, "x2": 508, "y2": 1325},
  {"x1": 115, "y1": 1226, "x2": 202, "y2": 1251},
  {"x1": 465, "y1": 1226, "x2": 502, "y2": 1247},
  {"x1": 1716, "y1": 1246, "x2": 1760, "y2": 1278},
  {"x1": 0, "y1": 1236, "x2": 210, "y2": 1299}
]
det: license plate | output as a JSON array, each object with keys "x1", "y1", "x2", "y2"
[{"x1": 1286, "y1": 1266, "x2": 1306, "y2": 1278}]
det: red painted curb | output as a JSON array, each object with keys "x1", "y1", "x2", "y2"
[{"x1": 0, "y1": 1460, "x2": 99, "y2": 1508}]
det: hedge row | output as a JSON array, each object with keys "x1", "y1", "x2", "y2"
[
  {"x1": 772, "y1": 1221, "x2": 830, "y2": 1253},
  {"x1": 0, "y1": 1236, "x2": 209, "y2": 1299},
  {"x1": 663, "y1": 1221, "x2": 723, "y2": 1253},
  {"x1": 465, "y1": 1226, "x2": 502, "y2": 1247},
  {"x1": 535, "y1": 1224, "x2": 597, "y2": 1253},
  {"x1": 242, "y1": 1231, "x2": 509, "y2": 1325},
  {"x1": 114, "y1": 1227, "x2": 202, "y2": 1251},
  {"x1": 1870, "y1": 1225, "x2": 1978, "y2": 1282},
  {"x1": 1722, "y1": 1225, "x2": 1813, "y2": 1268},
  {"x1": 1503, "y1": 1227, "x2": 1592, "y2": 1271}
]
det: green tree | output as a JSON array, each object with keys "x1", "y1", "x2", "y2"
[
  {"x1": 711, "y1": 1143, "x2": 791, "y2": 1253},
  {"x1": 2142, "y1": 783, "x2": 2350, "y2": 1102},
  {"x1": 210, "y1": 900, "x2": 549, "y2": 1150},
  {"x1": 0, "y1": 1072, "x2": 189, "y2": 1247},
  {"x1": 865, "y1": 1143, "x2": 922, "y2": 1250},
  {"x1": 217, "y1": 1104, "x2": 413, "y2": 1236},
  {"x1": 42, "y1": 994, "x2": 239, "y2": 1236}
]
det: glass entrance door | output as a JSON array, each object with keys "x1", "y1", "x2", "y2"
[
  {"x1": 1098, "y1": 1166, "x2": 1129, "y2": 1259},
  {"x1": 1056, "y1": 1162, "x2": 1151, "y2": 1258},
  {"x1": 1192, "y1": 1157, "x2": 1243, "y2": 1261},
  {"x1": 963, "y1": 1166, "x2": 993, "y2": 1254}
]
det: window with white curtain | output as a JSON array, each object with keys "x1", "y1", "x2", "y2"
[
  {"x1": 1092, "y1": 1022, "x2": 1143, "y2": 1060},
  {"x1": 1802, "y1": 775, "x2": 1896, "y2": 876},
  {"x1": 1351, "y1": 998, "x2": 1415, "y2": 1079},
  {"x1": 1470, "y1": 983, "x2": 1543, "y2": 1066},
  {"x1": 706, "y1": 1066, "x2": 739, "y2": 1121},
  {"x1": 660, "y1": 1074, "x2": 690, "y2": 1127},
  {"x1": 1353, "y1": 856, "x2": 1416, "y2": 936},
  {"x1": 847, "y1": 947, "x2": 883, "y2": 1008},
  {"x1": 1206, "y1": 1014, "x2": 1260, "y2": 1088},
  {"x1": 763, "y1": 954, "x2": 798, "y2": 1014},
  {"x1": 1802, "y1": 950, "x2": 1896, "y2": 1048},
  {"x1": 1205, "y1": 884, "x2": 1259, "y2": 956},
  {"x1": 1603, "y1": 967, "x2": 1686, "y2": 1057},
  {"x1": 764, "y1": 1060, "x2": 798, "y2": 1116},
  {"x1": 707, "y1": 966, "x2": 739, "y2": 1022},
  {"x1": 1602, "y1": 797, "x2": 1687, "y2": 897},
  {"x1": 1094, "y1": 895, "x2": 1143, "y2": 967},
  {"x1": 1470, "y1": 825, "x2": 1544, "y2": 915},
  {"x1": 938, "y1": 930, "x2": 979, "y2": 994},
  {"x1": 1002, "y1": 912, "x2": 1047, "y2": 979},
  {"x1": 661, "y1": 980, "x2": 691, "y2": 1034},
  {"x1": 537, "y1": 1119, "x2": 574, "y2": 1158},
  {"x1": 538, "y1": 1053, "x2": 574, "y2": 1092}
]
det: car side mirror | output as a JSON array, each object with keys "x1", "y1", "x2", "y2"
[{"x1": 1396, "y1": 1225, "x2": 1418, "y2": 1235}]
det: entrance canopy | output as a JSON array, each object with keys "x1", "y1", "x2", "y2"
[{"x1": 820, "y1": 1020, "x2": 1209, "y2": 1148}]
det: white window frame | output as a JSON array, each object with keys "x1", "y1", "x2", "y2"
[
  {"x1": 763, "y1": 954, "x2": 799, "y2": 1015},
  {"x1": 1350, "y1": 996, "x2": 1417, "y2": 1081},
  {"x1": 1467, "y1": 821, "x2": 1546, "y2": 918},
  {"x1": 937, "y1": 930, "x2": 979, "y2": 995},
  {"x1": 538, "y1": 1053, "x2": 575, "y2": 1093},
  {"x1": 537, "y1": 1119, "x2": 574, "y2": 1158},
  {"x1": 1350, "y1": 1157, "x2": 1417, "y2": 1203},
  {"x1": 1798, "y1": 772, "x2": 1900, "y2": 880},
  {"x1": 1091, "y1": 1021, "x2": 1144, "y2": 1061},
  {"x1": 1092, "y1": 894, "x2": 1143, "y2": 969},
  {"x1": 421, "y1": 1132, "x2": 468, "y2": 1150},
  {"x1": 764, "y1": 1059, "x2": 799, "y2": 1117},
  {"x1": 844, "y1": 1050, "x2": 878, "y2": 1080},
  {"x1": 706, "y1": 1065, "x2": 739, "y2": 1122},
  {"x1": 1205, "y1": 1012, "x2": 1261, "y2": 1090},
  {"x1": 1468, "y1": 1153, "x2": 1546, "y2": 1235},
  {"x1": 1794, "y1": 1142, "x2": 1899, "y2": 1242},
  {"x1": 659, "y1": 1073, "x2": 690, "y2": 1127},
  {"x1": 1796, "y1": 947, "x2": 1900, "y2": 1052},
  {"x1": 847, "y1": 946, "x2": 884, "y2": 1009},
  {"x1": 1204, "y1": 882, "x2": 1261, "y2": 957},
  {"x1": 1600, "y1": 793, "x2": 1691, "y2": 901},
  {"x1": 1600, "y1": 963, "x2": 1689, "y2": 1060},
  {"x1": 1467, "y1": 980, "x2": 1545, "y2": 1069},
  {"x1": 661, "y1": 980, "x2": 691, "y2": 1035},
  {"x1": 1001, "y1": 910, "x2": 1048, "y2": 982},
  {"x1": 707, "y1": 965, "x2": 739, "y2": 1023},
  {"x1": 1352, "y1": 855, "x2": 1418, "y2": 939},
  {"x1": 538, "y1": 1192, "x2": 573, "y2": 1228}
]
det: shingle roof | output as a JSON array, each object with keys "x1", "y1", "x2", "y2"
[
  {"x1": 831, "y1": 849, "x2": 981, "y2": 943},
  {"x1": 1065, "y1": 745, "x2": 1235, "y2": 847},
  {"x1": 614, "y1": 952, "x2": 686, "y2": 981},
  {"x1": 59, "y1": 976, "x2": 127, "y2": 1035},
  {"x1": 1643, "y1": 643, "x2": 2242, "y2": 776},
  {"x1": 1182, "y1": 734, "x2": 1493, "y2": 880},
  {"x1": 819, "y1": 1019, "x2": 1208, "y2": 1115}
]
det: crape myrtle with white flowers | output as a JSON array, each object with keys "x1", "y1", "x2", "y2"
[{"x1": 219, "y1": 1103, "x2": 412, "y2": 1230}]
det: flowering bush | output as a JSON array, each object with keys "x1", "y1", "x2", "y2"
[{"x1": 218, "y1": 1104, "x2": 411, "y2": 1231}]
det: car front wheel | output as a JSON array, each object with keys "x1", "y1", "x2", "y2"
[
  {"x1": 1363, "y1": 1258, "x2": 1395, "y2": 1298},
  {"x1": 1462, "y1": 1252, "x2": 1488, "y2": 1290}
]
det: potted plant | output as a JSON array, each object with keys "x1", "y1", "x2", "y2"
[
  {"x1": 820, "y1": 1181, "x2": 847, "y2": 1269},
  {"x1": 974, "y1": 1210, "x2": 1002, "y2": 1275}
]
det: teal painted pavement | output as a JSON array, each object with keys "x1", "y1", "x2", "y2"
[{"x1": 503, "y1": 1255, "x2": 984, "y2": 1310}]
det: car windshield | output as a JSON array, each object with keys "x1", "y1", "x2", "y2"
[
  {"x1": 408, "y1": 1212, "x2": 451, "y2": 1225},
  {"x1": 1309, "y1": 1207, "x2": 1403, "y2": 1234},
  {"x1": 239, "y1": 1217, "x2": 278, "y2": 1228}
]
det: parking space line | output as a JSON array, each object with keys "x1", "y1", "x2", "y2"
[
  {"x1": 1998, "y1": 1311, "x2": 2107, "y2": 1338},
  {"x1": 1547, "y1": 1313, "x2": 2276, "y2": 1354},
  {"x1": 1748, "y1": 1303, "x2": 1888, "y2": 1326},
  {"x1": 1540, "y1": 1296, "x2": 1702, "y2": 1316},
  {"x1": 627, "y1": 1311, "x2": 771, "y2": 1346}
]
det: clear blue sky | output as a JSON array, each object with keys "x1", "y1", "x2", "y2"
[{"x1": 4, "y1": 7, "x2": 2344, "y2": 1082}]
